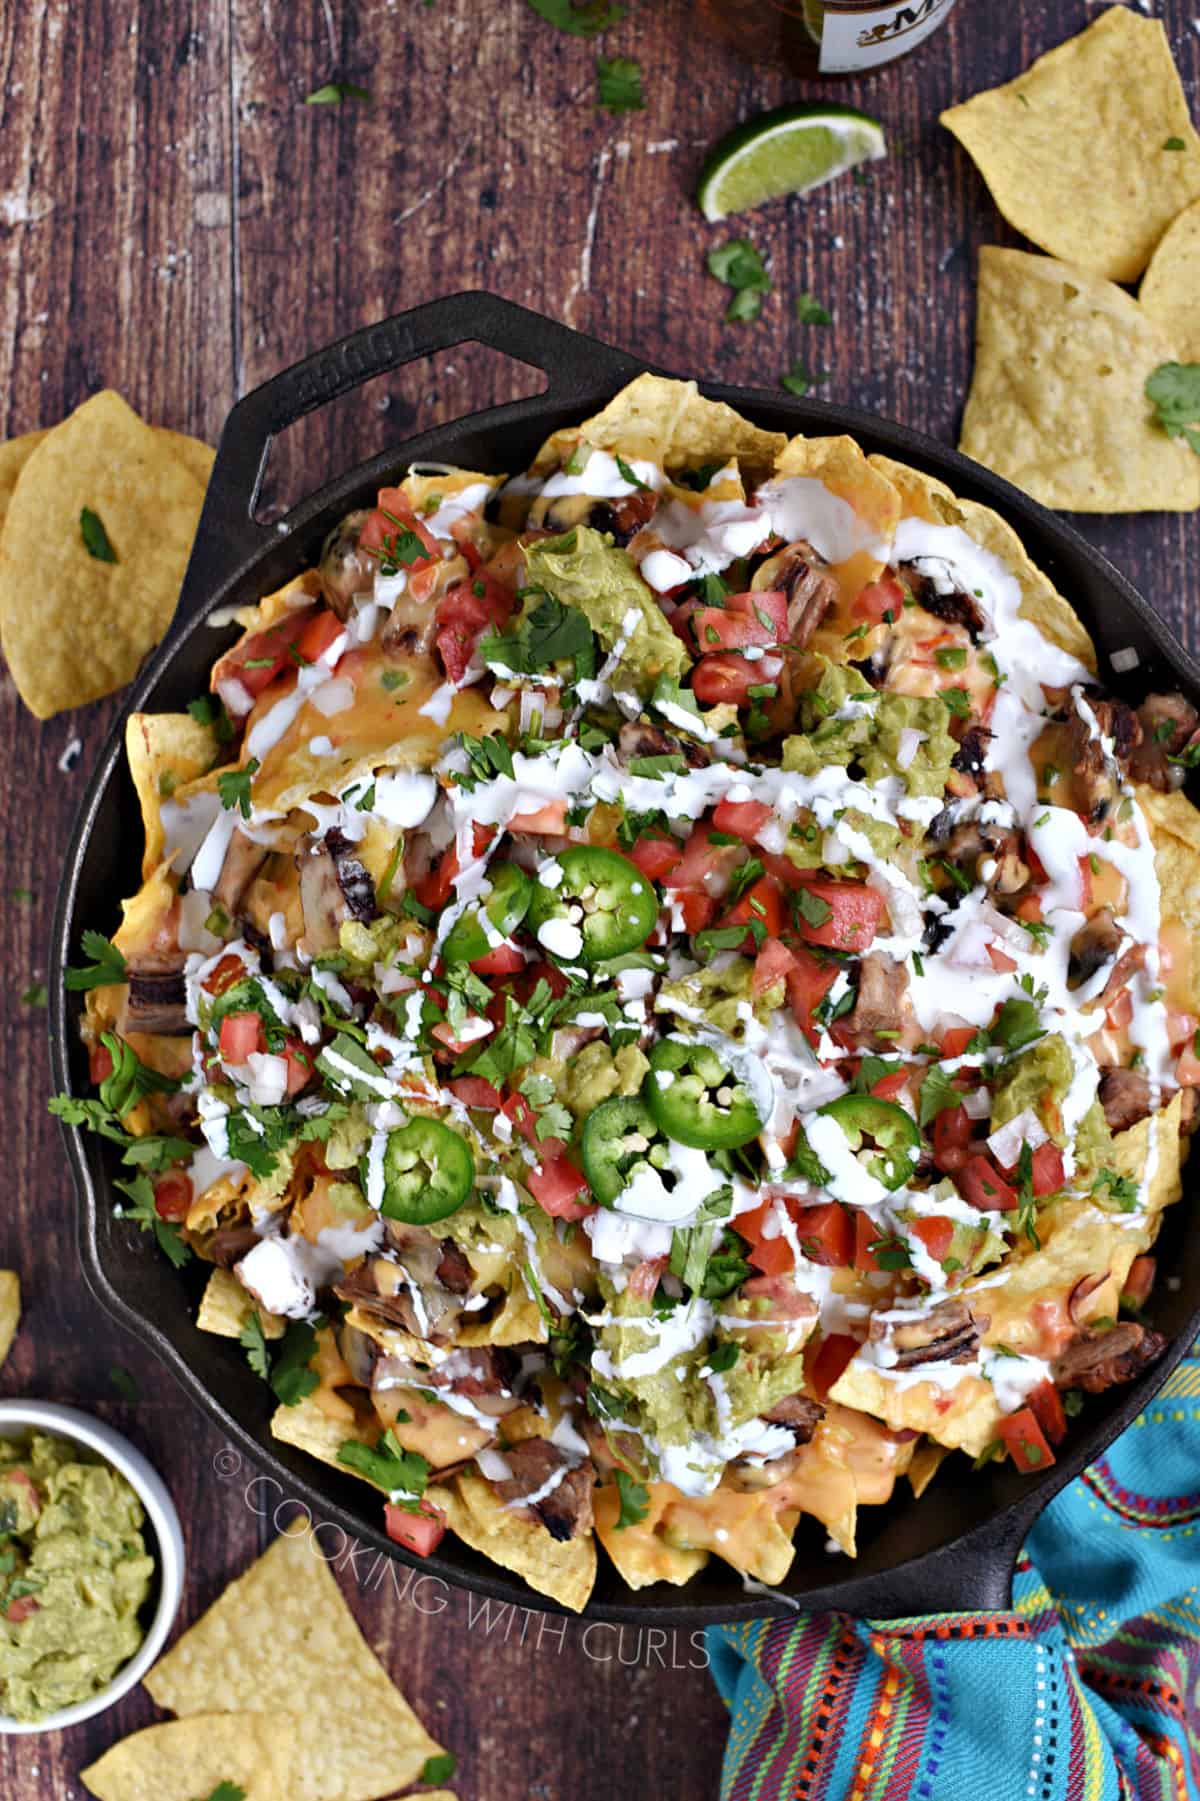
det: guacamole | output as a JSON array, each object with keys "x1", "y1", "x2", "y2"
[{"x1": 0, "y1": 1432, "x2": 153, "y2": 1721}]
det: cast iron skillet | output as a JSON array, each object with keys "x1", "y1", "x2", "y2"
[{"x1": 51, "y1": 293, "x2": 1200, "y2": 1624}]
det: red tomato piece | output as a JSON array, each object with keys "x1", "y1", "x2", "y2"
[
  {"x1": 735, "y1": 1198, "x2": 794, "y2": 1276},
  {"x1": 691, "y1": 653, "x2": 781, "y2": 707},
  {"x1": 508, "y1": 799, "x2": 568, "y2": 835},
  {"x1": 939, "y1": 1025, "x2": 976, "y2": 1059},
  {"x1": 4, "y1": 1596, "x2": 39, "y2": 1624},
  {"x1": 89, "y1": 1042, "x2": 115, "y2": 1086},
  {"x1": 911, "y1": 1216, "x2": 954, "y2": 1262},
  {"x1": 931, "y1": 1102, "x2": 972, "y2": 1173},
  {"x1": 447, "y1": 1076, "x2": 505, "y2": 1110},
  {"x1": 727, "y1": 589, "x2": 788, "y2": 636},
  {"x1": 430, "y1": 1019, "x2": 492, "y2": 1055},
  {"x1": 470, "y1": 942, "x2": 526, "y2": 977},
  {"x1": 692, "y1": 598, "x2": 781, "y2": 653},
  {"x1": 434, "y1": 576, "x2": 512, "y2": 684},
  {"x1": 1027, "y1": 1380, "x2": 1068, "y2": 1448},
  {"x1": 1030, "y1": 1143, "x2": 1065, "y2": 1197},
  {"x1": 526, "y1": 1155, "x2": 595, "y2": 1221},
  {"x1": 718, "y1": 875, "x2": 786, "y2": 944},
  {"x1": 280, "y1": 1036, "x2": 314, "y2": 1096},
  {"x1": 870, "y1": 1069, "x2": 910, "y2": 1101},
  {"x1": 204, "y1": 953, "x2": 251, "y2": 996},
  {"x1": 793, "y1": 880, "x2": 884, "y2": 952},
  {"x1": 739, "y1": 1273, "x2": 816, "y2": 1320},
  {"x1": 359, "y1": 490, "x2": 439, "y2": 563},
  {"x1": 296, "y1": 608, "x2": 346, "y2": 668},
  {"x1": 785, "y1": 946, "x2": 839, "y2": 1040},
  {"x1": 627, "y1": 1257, "x2": 668, "y2": 1302},
  {"x1": 986, "y1": 943, "x2": 1018, "y2": 975},
  {"x1": 629, "y1": 834, "x2": 684, "y2": 883},
  {"x1": 956, "y1": 1153, "x2": 1019, "y2": 1211},
  {"x1": 153, "y1": 1171, "x2": 193, "y2": 1222},
  {"x1": 679, "y1": 891, "x2": 716, "y2": 934},
  {"x1": 853, "y1": 1211, "x2": 884, "y2": 1272},
  {"x1": 712, "y1": 797, "x2": 773, "y2": 842},
  {"x1": 664, "y1": 823, "x2": 741, "y2": 895},
  {"x1": 810, "y1": 1332, "x2": 860, "y2": 1400},
  {"x1": 414, "y1": 848, "x2": 460, "y2": 912},
  {"x1": 384, "y1": 1499, "x2": 447, "y2": 1556},
  {"x1": 752, "y1": 937, "x2": 798, "y2": 1000},
  {"x1": 215, "y1": 609, "x2": 315, "y2": 700},
  {"x1": 792, "y1": 1202, "x2": 853, "y2": 1267},
  {"x1": 218, "y1": 1012, "x2": 265, "y2": 1065},
  {"x1": 997, "y1": 1407, "x2": 1056, "y2": 1473},
  {"x1": 852, "y1": 575, "x2": 905, "y2": 627}
]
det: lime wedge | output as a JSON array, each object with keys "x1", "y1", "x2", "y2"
[{"x1": 697, "y1": 103, "x2": 887, "y2": 223}]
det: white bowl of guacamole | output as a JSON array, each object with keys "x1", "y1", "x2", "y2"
[{"x1": 0, "y1": 1400, "x2": 184, "y2": 1732}]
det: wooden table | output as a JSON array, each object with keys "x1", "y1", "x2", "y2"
[{"x1": 2, "y1": 2, "x2": 1198, "y2": 1794}]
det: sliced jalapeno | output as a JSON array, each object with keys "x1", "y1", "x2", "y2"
[
  {"x1": 817, "y1": 1095, "x2": 920, "y2": 1192},
  {"x1": 378, "y1": 1117, "x2": 474, "y2": 1223},
  {"x1": 526, "y1": 846, "x2": 658, "y2": 965},
  {"x1": 581, "y1": 1095, "x2": 672, "y2": 1206},
  {"x1": 644, "y1": 1037, "x2": 764, "y2": 1151},
  {"x1": 442, "y1": 863, "x2": 533, "y2": 965}
]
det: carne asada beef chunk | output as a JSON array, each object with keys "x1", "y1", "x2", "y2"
[
  {"x1": 381, "y1": 587, "x2": 440, "y2": 658},
  {"x1": 212, "y1": 827, "x2": 269, "y2": 916},
  {"x1": 1052, "y1": 1322, "x2": 1166, "y2": 1394},
  {"x1": 536, "y1": 488, "x2": 658, "y2": 545},
  {"x1": 334, "y1": 1261, "x2": 422, "y2": 1335},
  {"x1": 1066, "y1": 696, "x2": 1142, "y2": 825},
  {"x1": 296, "y1": 830, "x2": 377, "y2": 952},
  {"x1": 1067, "y1": 909, "x2": 1124, "y2": 990},
  {"x1": 951, "y1": 725, "x2": 992, "y2": 782},
  {"x1": 124, "y1": 962, "x2": 190, "y2": 1035},
  {"x1": 493, "y1": 1437, "x2": 595, "y2": 1541},
  {"x1": 208, "y1": 1225, "x2": 261, "y2": 1268},
  {"x1": 617, "y1": 721, "x2": 707, "y2": 770},
  {"x1": 435, "y1": 1237, "x2": 474, "y2": 1296},
  {"x1": 772, "y1": 539, "x2": 839, "y2": 648},
  {"x1": 1129, "y1": 692, "x2": 1199, "y2": 791},
  {"x1": 1097, "y1": 1067, "x2": 1154, "y2": 1134},
  {"x1": 762, "y1": 1394, "x2": 825, "y2": 1445},
  {"x1": 843, "y1": 952, "x2": 909, "y2": 1046},
  {"x1": 876, "y1": 1300, "x2": 988, "y2": 1369},
  {"x1": 898, "y1": 560, "x2": 986, "y2": 641},
  {"x1": 318, "y1": 509, "x2": 373, "y2": 619}
]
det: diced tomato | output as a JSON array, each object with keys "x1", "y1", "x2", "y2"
[
  {"x1": 629, "y1": 834, "x2": 684, "y2": 883},
  {"x1": 793, "y1": 880, "x2": 884, "y2": 952},
  {"x1": 678, "y1": 891, "x2": 716, "y2": 933},
  {"x1": 218, "y1": 1012, "x2": 266, "y2": 1065},
  {"x1": 664, "y1": 823, "x2": 741, "y2": 896},
  {"x1": 809, "y1": 1332, "x2": 859, "y2": 1400},
  {"x1": 792, "y1": 1202, "x2": 853, "y2": 1267},
  {"x1": 1027, "y1": 1380, "x2": 1068, "y2": 1448},
  {"x1": 955, "y1": 1153, "x2": 1019, "y2": 1212},
  {"x1": 296, "y1": 608, "x2": 346, "y2": 668},
  {"x1": 931, "y1": 1103, "x2": 972, "y2": 1173},
  {"x1": 3, "y1": 1596, "x2": 39, "y2": 1624},
  {"x1": 870, "y1": 1069, "x2": 910, "y2": 1102},
  {"x1": 939, "y1": 1025, "x2": 976, "y2": 1059},
  {"x1": 852, "y1": 575, "x2": 905, "y2": 627},
  {"x1": 508, "y1": 959, "x2": 570, "y2": 1005},
  {"x1": 735, "y1": 1198, "x2": 794, "y2": 1276},
  {"x1": 752, "y1": 937, "x2": 798, "y2": 1000},
  {"x1": 1015, "y1": 893, "x2": 1044, "y2": 925},
  {"x1": 997, "y1": 1406, "x2": 1056, "y2": 1473},
  {"x1": 785, "y1": 946, "x2": 838, "y2": 1040},
  {"x1": 215, "y1": 609, "x2": 314, "y2": 700},
  {"x1": 153, "y1": 1171, "x2": 193, "y2": 1222},
  {"x1": 280, "y1": 1036, "x2": 314, "y2": 1096},
  {"x1": 728, "y1": 588, "x2": 788, "y2": 636},
  {"x1": 447, "y1": 1076, "x2": 504, "y2": 1110},
  {"x1": 691, "y1": 652, "x2": 781, "y2": 708},
  {"x1": 435, "y1": 575, "x2": 512, "y2": 684},
  {"x1": 431, "y1": 1018, "x2": 493, "y2": 1055},
  {"x1": 89, "y1": 1042, "x2": 115, "y2": 1085},
  {"x1": 986, "y1": 943, "x2": 1018, "y2": 975},
  {"x1": 692, "y1": 594, "x2": 783, "y2": 652},
  {"x1": 739, "y1": 1273, "x2": 816, "y2": 1320},
  {"x1": 1030, "y1": 1143, "x2": 1065, "y2": 1197},
  {"x1": 1176, "y1": 1041, "x2": 1200, "y2": 1086},
  {"x1": 470, "y1": 942, "x2": 526, "y2": 977},
  {"x1": 384, "y1": 1499, "x2": 447, "y2": 1556},
  {"x1": 911, "y1": 1216, "x2": 954, "y2": 1262},
  {"x1": 526, "y1": 1154, "x2": 594, "y2": 1220},
  {"x1": 627, "y1": 1257, "x2": 668, "y2": 1302},
  {"x1": 508, "y1": 799, "x2": 568, "y2": 835},
  {"x1": 712, "y1": 797, "x2": 773, "y2": 842},
  {"x1": 717, "y1": 875, "x2": 786, "y2": 945},
  {"x1": 203, "y1": 953, "x2": 251, "y2": 996},
  {"x1": 668, "y1": 597, "x2": 701, "y2": 648},
  {"x1": 853, "y1": 1211, "x2": 884, "y2": 1272},
  {"x1": 414, "y1": 848, "x2": 460, "y2": 912},
  {"x1": 359, "y1": 490, "x2": 439, "y2": 563},
  {"x1": 1124, "y1": 1254, "x2": 1156, "y2": 1307}
]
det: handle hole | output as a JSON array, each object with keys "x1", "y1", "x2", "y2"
[{"x1": 251, "y1": 342, "x2": 549, "y2": 523}]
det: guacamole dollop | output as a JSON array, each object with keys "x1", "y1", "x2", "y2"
[
  {"x1": 524, "y1": 527, "x2": 689, "y2": 697},
  {"x1": 0, "y1": 1432, "x2": 153, "y2": 1721}
]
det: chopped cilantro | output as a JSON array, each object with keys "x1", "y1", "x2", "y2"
[
  {"x1": 80, "y1": 507, "x2": 117, "y2": 563},
  {"x1": 613, "y1": 1468, "x2": 650, "y2": 1529},
  {"x1": 65, "y1": 928, "x2": 127, "y2": 991},
  {"x1": 794, "y1": 292, "x2": 831, "y2": 326},
  {"x1": 20, "y1": 982, "x2": 46, "y2": 1008},
  {"x1": 217, "y1": 758, "x2": 260, "y2": 819},
  {"x1": 1145, "y1": 363, "x2": 1200, "y2": 456},
  {"x1": 112, "y1": 1172, "x2": 191, "y2": 1269},
  {"x1": 781, "y1": 358, "x2": 828, "y2": 397},
  {"x1": 240, "y1": 1310, "x2": 271, "y2": 1381},
  {"x1": 526, "y1": 0, "x2": 624, "y2": 32},
  {"x1": 596, "y1": 54, "x2": 644, "y2": 113},
  {"x1": 707, "y1": 238, "x2": 770, "y2": 323},
  {"x1": 304, "y1": 81, "x2": 370, "y2": 104},
  {"x1": 422, "y1": 1755, "x2": 458, "y2": 1785},
  {"x1": 918, "y1": 1063, "x2": 961, "y2": 1127},
  {"x1": 479, "y1": 594, "x2": 595, "y2": 683},
  {"x1": 271, "y1": 1320, "x2": 320, "y2": 1407}
]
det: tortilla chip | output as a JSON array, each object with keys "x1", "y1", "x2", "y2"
[
  {"x1": 0, "y1": 1272, "x2": 20, "y2": 1368},
  {"x1": 0, "y1": 392, "x2": 205, "y2": 717},
  {"x1": 533, "y1": 374, "x2": 786, "y2": 482},
  {"x1": 144, "y1": 1523, "x2": 443, "y2": 1801},
  {"x1": 81, "y1": 1712, "x2": 294, "y2": 1801},
  {"x1": 907, "y1": 1441, "x2": 949, "y2": 1500},
  {"x1": 435, "y1": 1471, "x2": 596, "y2": 1613},
  {"x1": 269, "y1": 1394, "x2": 373, "y2": 1474},
  {"x1": 155, "y1": 428, "x2": 215, "y2": 490},
  {"x1": 592, "y1": 1480, "x2": 710, "y2": 1590},
  {"x1": 958, "y1": 248, "x2": 1200, "y2": 514},
  {"x1": 197, "y1": 1268, "x2": 284, "y2": 1342},
  {"x1": 125, "y1": 711, "x2": 219, "y2": 877},
  {"x1": 941, "y1": 10, "x2": 1200, "y2": 284},
  {"x1": 774, "y1": 434, "x2": 901, "y2": 562},
  {"x1": 869, "y1": 452, "x2": 1097, "y2": 668},
  {"x1": 1139, "y1": 200, "x2": 1200, "y2": 362},
  {"x1": 0, "y1": 430, "x2": 48, "y2": 535},
  {"x1": 1140, "y1": 784, "x2": 1200, "y2": 1013}
]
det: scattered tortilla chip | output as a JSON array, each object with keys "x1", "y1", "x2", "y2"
[
  {"x1": 144, "y1": 1523, "x2": 443, "y2": 1801},
  {"x1": 1140, "y1": 198, "x2": 1200, "y2": 363},
  {"x1": 0, "y1": 430, "x2": 48, "y2": 535},
  {"x1": 869, "y1": 452, "x2": 1097, "y2": 668},
  {"x1": 533, "y1": 373, "x2": 786, "y2": 482},
  {"x1": 941, "y1": 10, "x2": 1200, "y2": 284},
  {"x1": 81, "y1": 1712, "x2": 293, "y2": 1801},
  {"x1": 125, "y1": 711, "x2": 219, "y2": 878},
  {"x1": 155, "y1": 427, "x2": 215, "y2": 490},
  {"x1": 0, "y1": 1272, "x2": 20, "y2": 1368},
  {"x1": 959, "y1": 248, "x2": 1200, "y2": 513},
  {"x1": 197, "y1": 1268, "x2": 284, "y2": 1342},
  {"x1": 435, "y1": 1471, "x2": 596, "y2": 1613},
  {"x1": 0, "y1": 392, "x2": 205, "y2": 717}
]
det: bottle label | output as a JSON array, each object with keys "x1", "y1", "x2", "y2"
[{"x1": 819, "y1": 0, "x2": 956, "y2": 72}]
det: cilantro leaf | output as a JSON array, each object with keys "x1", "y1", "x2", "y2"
[
  {"x1": 240, "y1": 1310, "x2": 271, "y2": 1381},
  {"x1": 596, "y1": 54, "x2": 644, "y2": 114},
  {"x1": 108, "y1": 1365, "x2": 141, "y2": 1403},
  {"x1": 270, "y1": 1320, "x2": 320, "y2": 1407},
  {"x1": 707, "y1": 238, "x2": 770, "y2": 323},
  {"x1": 1146, "y1": 363, "x2": 1200, "y2": 456},
  {"x1": 422, "y1": 1754, "x2": 458, "y2": 1785},
  {"x1": 195, "y1": 1785, "x2": 247, "y2": 1801},
  {"x1": 794, "y1": 886, "x2": 832, "y2": 928},
  {"x1": 526, "y1": 0, "x2": 623, "y2": 33},
  {"x1": 795, "y1": 292, "x2": 832, "y2": 326},
  {"x1": 113, "y1": 1173, "x2": 192, "y2": 1269},
  {"x1": 80, "y1": 507, "x2": 117, "y2": 563},
  {"x1": 918, "y1": 1062, "x2": 962, "y2": 1128},
  {"x1": 65, "y1": 928, "x2": 127, "y2": 991},
  {"x1": 707, "y1": 1340, "x2": 739, "y2": 1373},
  {"x1": 187, "y1": 692, "x2": 234, "y2": 743},
  {"x1": 613, "y1": 1467, "x2": 650, "y2": 1530},
  {"x1": 1094, "y1": 1166, "x2": 1139, "y2": 1213},
  {"x1": 217, "y1": 758, "x2": 260, "y2": 820},
  {"x1": 990, "y1": 997, "x2": 1044, "y2": 1053},
  {"x1": 338, "y1": 1428, "x2": 430, "y2": 1505},
  {"x1": 479, "y1": 594, "x2": 595, "y2": 684},
  {"x1": 20, "y1": 982, "x2": 46, "y2": 1008},
  {"x1": 781, "y1": 358, "x2": 827, "y2": 397},
  {"x1": 304, "y1": 81, "x2": 370, "y2": 104}
]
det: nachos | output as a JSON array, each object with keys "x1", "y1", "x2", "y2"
[{"x1": 56, "y1": 376, "x2": 1198, "y2": 1609}]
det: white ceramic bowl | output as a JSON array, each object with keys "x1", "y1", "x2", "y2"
[{"x1": 0, "y1": 1399, "x2": 184, "y2": 1734}]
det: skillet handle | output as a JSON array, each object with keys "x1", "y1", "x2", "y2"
[
  {"x1": 857, "y1": 1484, "x2": 1045, "y2": 1621},
  {"x1": 176, "y1": 291, "x2": 645, "y2": 621}
]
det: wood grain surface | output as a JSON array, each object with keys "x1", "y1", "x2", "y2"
[{"x1": 1, "y1": 2, "x2": 1199, "y2": 1795}]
